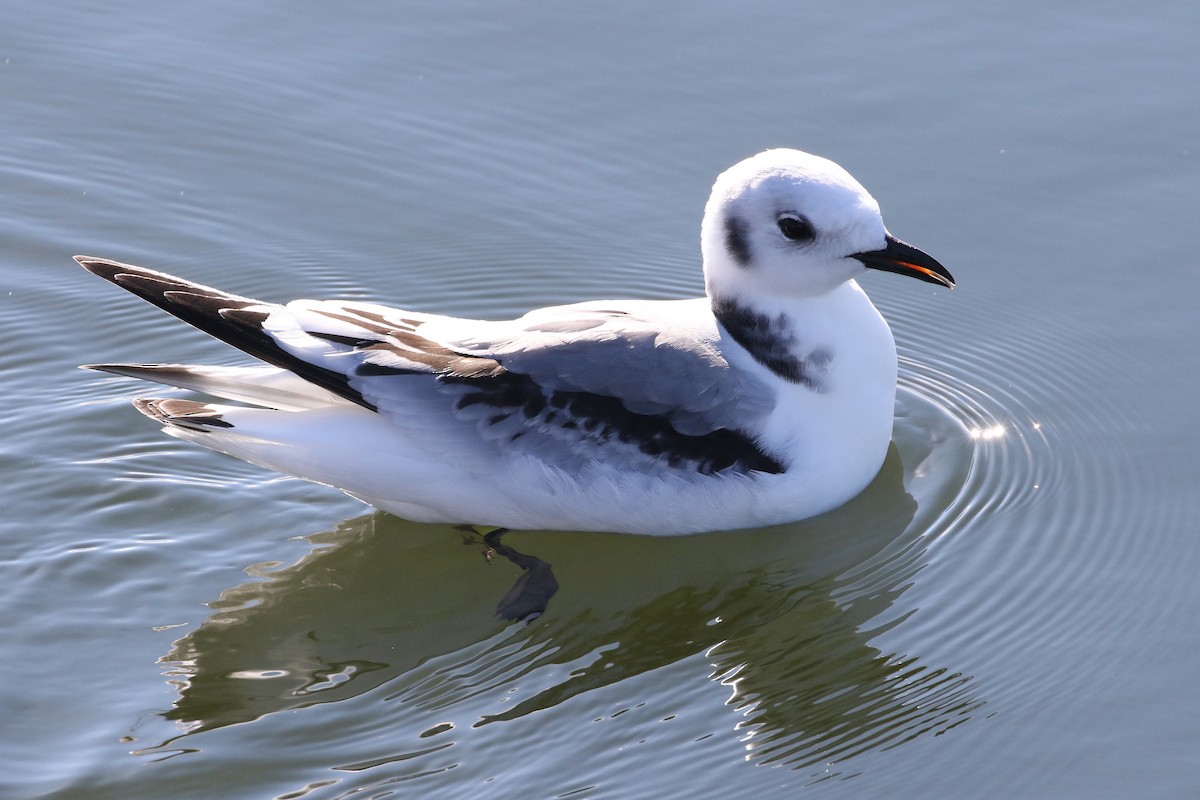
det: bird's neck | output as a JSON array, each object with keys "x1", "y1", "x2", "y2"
[{"x1": 710, "y1": 282, "x2": 867, "y2": 391}]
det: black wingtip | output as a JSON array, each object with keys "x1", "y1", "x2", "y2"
[
  {"x1": 80, "y1": 362, "x2": 159, "y2": 376},
  {"x1": 76, "y1": 256, "x2": 240, "y2": 302},
  {"x1": 76, "y1": 255, "x2": 376, "y2": 412},
  {"x1": 75, "y1": 255, "x2": 127, "y2": 282}
]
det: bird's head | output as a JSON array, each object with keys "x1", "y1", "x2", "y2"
[{"x1": 700, "y1": 149, "x2": 953, "y2": 304}]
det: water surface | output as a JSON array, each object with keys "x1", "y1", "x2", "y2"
[{"x1": 3, "y1": 1, "x2": 1199, "y2": 798}]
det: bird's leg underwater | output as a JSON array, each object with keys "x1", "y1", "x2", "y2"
[{"x1": 456, "y1": 526, "x2": 559, "y2": 622}]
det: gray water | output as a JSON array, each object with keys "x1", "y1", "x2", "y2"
[{"x1": 3, "y1": 1, "x2": 1199, "y2": 798}]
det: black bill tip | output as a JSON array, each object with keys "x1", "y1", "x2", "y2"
[{"x1": 851, "y1": 234, "x2": 955, "y2": 289}]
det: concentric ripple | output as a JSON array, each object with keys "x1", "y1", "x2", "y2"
[{"x1": 880, "y1": 292, "x2": 1163, "y2": 720}]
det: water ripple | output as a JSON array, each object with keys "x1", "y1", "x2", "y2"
[{"x1": 882, "y1": 290, "x2": 1158, "y2": 726}]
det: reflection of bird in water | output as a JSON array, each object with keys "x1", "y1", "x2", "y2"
[
  {"x1": 143, "y1": 446, "x2": 982, "y2": 776},
  {"x1": 80, "y1": 148, "x2": 952, "y2": 535}
]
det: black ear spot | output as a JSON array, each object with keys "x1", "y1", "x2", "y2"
[
  {"x1": 777, "y1": 214, "x2": 816, "y2": 243},
  {"x1": 724, "y1": 214, "x2": 752, "y2": 267}
]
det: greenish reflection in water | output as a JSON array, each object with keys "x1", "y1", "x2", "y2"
[{"x1": 146, "y1": 445, "x2": 983, "y2": 775}]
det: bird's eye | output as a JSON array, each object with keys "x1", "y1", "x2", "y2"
[{"x1": 777, "y1": 215, "x2": 815, "y2": 243}]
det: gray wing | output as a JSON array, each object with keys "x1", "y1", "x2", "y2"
[
  {"x1": 287, "y1": 299, "x2": 784, "y2": 475},
  {"x1": 73, "y1": 255, "x2": 782, "y2": 477}
]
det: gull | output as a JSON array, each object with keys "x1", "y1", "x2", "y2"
[{"x1": 78, "y1": 148, "x2": 953, "y2": 536}]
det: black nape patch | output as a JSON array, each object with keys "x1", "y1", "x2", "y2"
[
  {"x1": 446, "y1": 372, "x2": 784, "y2": 475},
  {"x1": 723, "y1": 213, "x2": 752, "y2": 267},
  {"x1": 713, "y1": 298, "x2": 830, "y2": 391}
]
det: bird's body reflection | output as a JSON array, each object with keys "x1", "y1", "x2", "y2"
[{"x1": 145, "y1": 445, "x2": 982, "y2": 775}]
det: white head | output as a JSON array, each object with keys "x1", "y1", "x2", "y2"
[{"x1": 700, "y1": 149, "x2": 952, "y2": 304}]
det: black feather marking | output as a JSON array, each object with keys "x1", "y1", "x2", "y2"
[
  {"x1": 307, "y1": 330, "x2": 379, "y2": 348},
  {"x1": 353, "y1": 362, "x2": 424, "y2": 377},
  {"x1": 445, "y1": 372, "x2": 784, "y2": 475},
  {"x1": 724, "y1": 213, "x2": 752, "y2": 267},
  {"x1": 713, "y1": 298, "x2": 829, "y2": 391},
  {"x1": 215, "y1": 308, "x2": 375, "y2": 410}
]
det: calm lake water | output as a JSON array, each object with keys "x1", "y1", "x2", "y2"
[{"x1": 3, "y1": 1, "x2": 1198, "y2": 797}]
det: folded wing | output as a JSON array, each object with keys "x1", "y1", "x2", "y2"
[{"x1": 79, "y1": 257, "x2": 784, "y2": 476}]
